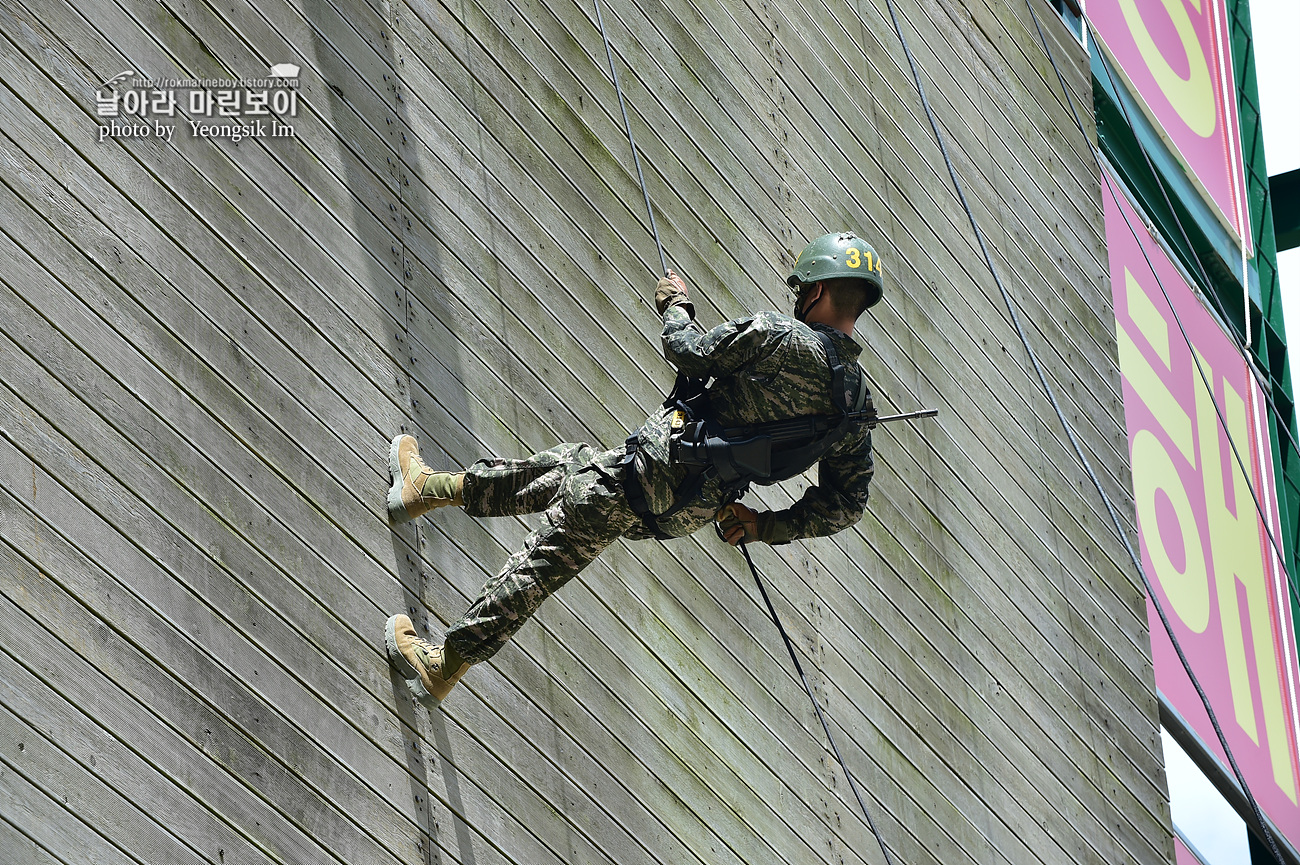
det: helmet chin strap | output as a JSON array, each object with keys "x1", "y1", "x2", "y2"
[{"x1": 794, "y1": 283, "x2": 821, "y2": 323}]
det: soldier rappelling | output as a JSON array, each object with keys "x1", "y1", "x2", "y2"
[{"x1": 383, "y1": 231, "x2": 886, "y2": 708}]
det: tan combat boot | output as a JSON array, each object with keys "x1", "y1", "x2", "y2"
[
  {"x1": 385, "y1": 614, "x2": 471, "y2": 708},
  {"x1": 387, "y1": 434, "x2": 464, "y2": 523}
]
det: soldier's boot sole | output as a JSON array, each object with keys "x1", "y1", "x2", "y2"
[
  {"x1": 385, "y1": 614, "x2": 440, "y2": 708},
  {"x1": 387, "y1": 435, "x2": 417, "y2": 524},
  {"x1": 385, "y1": 614, "x2": 470, "y2": 709},
  {"x1": 387, "y1": 434, "x2": 462, "y2": 524}
]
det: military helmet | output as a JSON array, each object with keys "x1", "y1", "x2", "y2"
[{"x1": 787, "y1": 231, "x2": 884, "y2": 310}]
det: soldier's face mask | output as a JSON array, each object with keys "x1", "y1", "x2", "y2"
[{"x1": 793, "y1": 283, "x2": 823, "y2": 323}]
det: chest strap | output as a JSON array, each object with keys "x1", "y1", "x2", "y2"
[{"x1": 623, "y1": 329, "x2": 865, "y2": 538}]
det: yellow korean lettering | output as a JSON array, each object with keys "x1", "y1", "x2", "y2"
[
  {"x1": 1117, "y1": 0, "x2": 1216, "y2": 137},
  {"x1": 1196, "y1": 354, "x2": 1297, "y2": 802},
  {"x1": 1131, "y1": 428, "x2": 1209, "y2": 631},
  {"x1": 1120, "y1": 269, "x2": 1195, "y2": 464}
]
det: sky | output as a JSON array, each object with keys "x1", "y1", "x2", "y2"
[
  {"x1": 1162, "y1": 727, "x2": 1248, "y2": 864},
  {"x1": 1252, "y1": 2, "x2": 1300, "y2": 338}
]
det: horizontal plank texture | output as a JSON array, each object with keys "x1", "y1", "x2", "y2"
[{"x1": 0, "y1": 0, "x2": 1171, "y2": 862}]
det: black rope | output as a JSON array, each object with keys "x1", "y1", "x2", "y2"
[
  {"x1": 595, "y1": 3, "x2": 887, "y2": 857},
  {"x1": 1088, "y1": 186, "x2": 1290, "y2": 865},
  {"x1": 1018, "y1": 3, "x2": 1288, "y2": 862},
  {"x1": 1076, "y1": 5, "x2": 1300, "y2": 611},
  {"x1": 1095, "y1": 98, "x2": 1300, "y2": 483},
  {"x1": 1101, "y1": 108, "x2": 1300, "y2": 479},
  {"x1": 725, "y1": 528, "x2": 898, "y2": 865},
  {"x1": 594, "y1": 0, "x2": 668, "y2": 277}
]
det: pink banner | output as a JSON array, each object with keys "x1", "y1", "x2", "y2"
[
  {"x1": 1174, "y1": 836, "x2": 1201, "y2": 865},
  {"x1": 1090, "y1": 0, "x2": 1251, "y2": 252},
  {"x1": 1106, "y1": 175, "x2": 1300, "y2": 836}
]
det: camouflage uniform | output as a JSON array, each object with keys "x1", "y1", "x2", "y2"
[{"x1": 443, "y1": 291, "x2": 874, "y2": 664}]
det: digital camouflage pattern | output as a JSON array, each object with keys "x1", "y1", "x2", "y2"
[
  {"x1": 445, "y1": 443, "x2": 638, "y2": 663},
  {"x1": 442, "y1": 287, "x2": 874, "y2": 663},
  {"x1": 643, "y1": 299, "x2": 875, "y2": 541}
]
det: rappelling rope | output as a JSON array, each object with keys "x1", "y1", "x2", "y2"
[
  {"x1": 1094, "y1": 103, "x2": 1300, "y2": 613},
  {"x1": 594, "y1": 0, "x2": 668, "y2": 277},
  {"x1": 1085, "y1": 23, "x2": 1300, "y2": 618},
  {"x1": 721, "y1": 526, "x2": 899, "y2": 865},
  {"x1": 592, "y1": 2, "x2": 898, "y2": 855},
  {"x1": 1086, "y1": 54, "x2": 1300, "y2": 484}
]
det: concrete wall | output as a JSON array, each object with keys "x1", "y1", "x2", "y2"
[{"x1": 0, "y1": 0, "x2": 1172, "y2": 862}]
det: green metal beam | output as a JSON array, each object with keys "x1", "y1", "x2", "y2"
[{"x1": 1272, "y1": 168, "x2": 1300, "y2": 252}]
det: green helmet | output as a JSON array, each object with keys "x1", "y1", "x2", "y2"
[{"x1": 787, "y1": 231, "x2": 884, "y2": 310}]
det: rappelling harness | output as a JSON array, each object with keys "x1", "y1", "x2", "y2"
[{"x1": 622, "y1": 330, "x2": 872, "y2": 539}]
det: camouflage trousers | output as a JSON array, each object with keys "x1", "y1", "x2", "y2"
[{"x1": 443, "y1": 443, "x2": 641, "y2": 664}]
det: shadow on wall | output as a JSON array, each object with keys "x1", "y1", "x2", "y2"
[{"x1": 301, "y1": 0, "x2": 474, "y2": 863}]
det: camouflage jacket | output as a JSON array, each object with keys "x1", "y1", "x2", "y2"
[{"x1": 625, "y1": 298, "x2": 874, "y2": 543}]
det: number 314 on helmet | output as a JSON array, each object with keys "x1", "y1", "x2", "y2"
[{"x1": 787, "y1": 231, "x2": 884, "y2": 310}]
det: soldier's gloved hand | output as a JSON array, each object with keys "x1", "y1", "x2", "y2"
[
  {"x1": 655, "y1": 269, "x2": 694, "y2": 317},
  {"x1": 716, "y1": 502, "x2": 759, "y2": 546}
]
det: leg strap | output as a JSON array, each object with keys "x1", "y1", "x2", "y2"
[{"x1": 622, "y1": 435, "x2": 671, "y2": 540}]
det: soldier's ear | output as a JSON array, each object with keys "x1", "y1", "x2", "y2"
[{"x1": 802, "y1": 283, "x2": 825, "y2": 314}]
